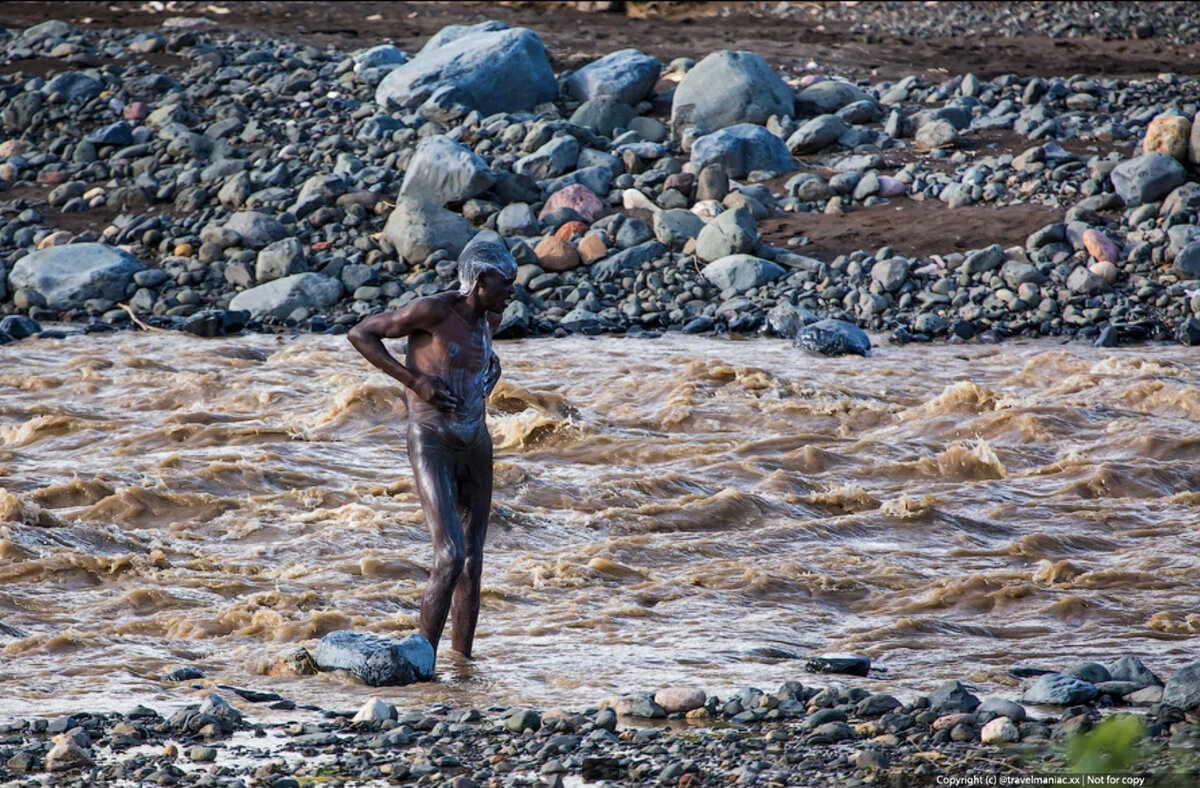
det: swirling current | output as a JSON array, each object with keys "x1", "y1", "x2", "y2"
[{"x1": 1, "y1": 332, "x2": 1198, "y2": 719}]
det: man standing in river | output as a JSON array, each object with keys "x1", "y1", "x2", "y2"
[{"x1": 348, "y1": 235, "x2": 516, "y2": 661}]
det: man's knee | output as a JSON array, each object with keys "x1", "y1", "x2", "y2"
[{"x1": 433, "y1": 543, "x2": 465, "y2": 580}]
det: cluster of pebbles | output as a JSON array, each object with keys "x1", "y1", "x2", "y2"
[
  {"x1": 1, "y1": 3, "x2": 1199, "y2": 350},
  {"x1": 2, "y1": 654, "x2": 1198, "y2": 785}
]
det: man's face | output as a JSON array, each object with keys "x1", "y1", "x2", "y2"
[{"x1": 476, "y1": 267, "x2": 515, "y2": 313}]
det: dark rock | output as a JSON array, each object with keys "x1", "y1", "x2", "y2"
[
  {"x1": 182, "y1": 309, "x2": 250, "y2": 337},
  {"x1": 928, "y1": 680, "x2": 981, "y2": 713},
  {"x1": 796, "y1": 319, "x2": 871, "y2": 356},
  {"x1": 0, "y1": 315, "x2": 42, "y2": 340}
]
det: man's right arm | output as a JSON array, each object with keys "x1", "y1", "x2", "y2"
[{"x1": 347, "y1": 299, "x2": 459, "y2": 411}]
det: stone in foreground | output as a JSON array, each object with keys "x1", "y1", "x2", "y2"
[
  {"x1": 805, "y1": 654, "x2": 871, "y2": 677},
  {"x1": 796, "y1": 319, "x2": 871, "y2": 357},
  {"x1": 312, "y1": 630, "x2": 435, "y2": 687},
  {"x1": 8, "y1": 243, "x2": 146, "y2": 311},
  {"x1": 1163, "y1": 660, "x2": 1200, "y2": 711}
]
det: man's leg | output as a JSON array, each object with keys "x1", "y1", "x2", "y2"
[
  {"x1": 450, "y1": 430, "x2": 493, "y2": 658},
  {"x1": 408, "y1": 426, "x2": 465, "y2": 654}
]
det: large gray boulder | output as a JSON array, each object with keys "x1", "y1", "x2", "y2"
[
  {"x1": 376, "y1": 27, "x2": 556, "y2": 116},
  {"x1": 1111, "y1": 153, "x2": 1187, "y2": 207},
  {"x1": 1163, "y1": 661, "x2": 1200, "y2": 711},
  {"x1": 228, "y1": 273, "x2": 342, "y2": 320},
  {"x1": 796, "y1": 319, "x2": 871, "y2": 357},
  {"x1": 419, "y1": 20, "x2": 508, "y2": 55},
  {"x1": 670, "y1": 50, "x2": 793, "y2": 134},
  {"x1": 695, "y1": 206, "x2": 758, "y2": 263},
  {"x1": 589, "y1": 240, "x2": 667, "y2": 280},
  {"x1": 312, "y1": 630, "x2": 435, "y2": 687},
  {"x1": 399, "y1": 134, "x2": 496, "y2": 206},
  {"x1": 8, "y1": 243, "x2": 145, "y2": 311},
  {"x1": 795, "y1": 80, "x2": 873, "y2": 116},
  {"x1": 383, "y1": 198, "x2": 475, "y2": 265},
  {"x1": 702, "y1": 254, "x2": 785, "y2": 294},
  {"x1": 690, "y1": 124, "x2": 795, "y2": 179},
  {"x1": 1020, "y1": 673, "x2": 1098, "y2": 706},
  {"x1": 563, "y1": 48, "x2": 661, "y2": 105}
]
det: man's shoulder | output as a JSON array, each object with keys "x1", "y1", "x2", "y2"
[{"x1": 406, "y1": 292, "x2": 458, "y2": 321}]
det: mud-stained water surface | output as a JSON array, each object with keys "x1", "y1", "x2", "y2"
[{"x1": 1, "y1": 332, "x2": 1198, "y2": 719}]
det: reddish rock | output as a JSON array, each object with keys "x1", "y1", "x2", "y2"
[
  {"x1": 123, "y1": 101, "x2": 149, "y2": 121},
  {"x1": 37, "y1": 170, "x2": 70, "y2": 185},
  {"x1": 538, "y1": 184, "x2": 605, "y2": 224},
  {"x1": 554, "y1": 220, "x2": 590, "y2": 240},
  {"x1": 1082, "y1": 228, "x2": 1119, "y2": 263},
  {"x1": 534, "y1": 236, "x2": 581, "y2": 272},
  {"x1": 577, "y1": 233, "x2": 608, "y2": 265},
  {"x1": 663, "y1": 172, "x2": 696, "y2": 196}
]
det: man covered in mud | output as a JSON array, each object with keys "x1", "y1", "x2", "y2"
[{"x1": 347, "y1": 234, "x2": 516, "y2": 662}]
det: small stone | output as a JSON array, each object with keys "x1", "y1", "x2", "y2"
[
  {"x1": 654, "y1": 687, "x2": 706, "y2": 714},
  {"x1": 502, "y1": 708, "x2": 541, "y2": 733},
  {"x1": 45, "y1": 735, "x2": 94, "y2": 772},
  {"x1": 189, "y1": 746, "x2": 217, "y2": 762},
  {"x1": 1081, "y1": 229, "x2": 1118, "y2": 263},
  {"x1": 539, "y1": 184, "x2": 605, "y2": 223},
  {"x1": 352, "y1": 698, "x2": 393, "y2": 724},
  {"x1": 1143, "y1": 115, "x2": 1191, "y2": 162},
  {"x1": 577, "y1": 234, "x2": 608, "y2": 265},
  {"x1": 534, "y1": 236, "x2": 581, "y2": 272},
  {"x1": 915, "y1": 120, "x2": 959, "y2": 150},
  {"x1": 980, "y1": 717, "x2": 1020, "y2": 744}
]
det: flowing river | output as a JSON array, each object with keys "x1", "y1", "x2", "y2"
[{"x1": 1, "y1": 331, "x2": 1198, "y2": 720}]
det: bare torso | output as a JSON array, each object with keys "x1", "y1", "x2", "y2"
[{"x1": 404, "y1": 293, "x2": 493, "y2": 443}]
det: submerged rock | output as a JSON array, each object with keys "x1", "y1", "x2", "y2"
[
  {"x1": 312, "y1": 630, "x2": 435, "y2": 687},
  {"x1": 796, "y1": 319, "x2": 871, "y2": 356},
  {"x1": 805, "y1": 654, "x2": 871, "y2": 677}
]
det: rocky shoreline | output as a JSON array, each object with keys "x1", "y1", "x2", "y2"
[
  {"x1": 1, "y1": 2, "x2": 1199, "y2": 351},
  {"x1": 3, "y1": 653, "x2": 1199, "y2": 786}
]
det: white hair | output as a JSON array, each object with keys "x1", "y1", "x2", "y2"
[{"x1": 457, "y1": 239, "x2": 518, "y2": 295}]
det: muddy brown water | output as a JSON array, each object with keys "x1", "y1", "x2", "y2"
[{"x1": 1, "y1": 332, "x2": 1198, "y2": 719}]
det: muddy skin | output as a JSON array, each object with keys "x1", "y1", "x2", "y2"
[{"x1": 348, "y1": 245, "x2": 515, "y2": 659}]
